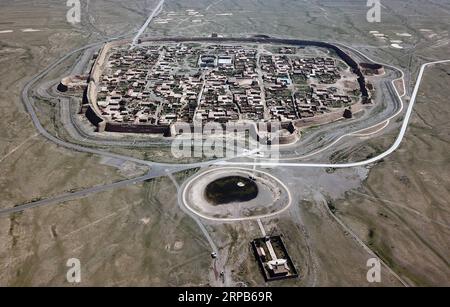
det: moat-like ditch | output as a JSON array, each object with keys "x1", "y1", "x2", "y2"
[{"x1": 205, "y1": 176, "x2": 258, "y2": 205}]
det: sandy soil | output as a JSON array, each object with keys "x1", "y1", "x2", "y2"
[
  {"x1": 332, "y1": 65, "x2": 450, "y2": 286},
  {"x1": 1, "y1": 0, "x2": 449, "y2": 286},
  {"x1": 0, "y1": 172, "x2": 211, "y2": 286},
  {"x1": 184, "y1": 168, "x2": 289, "y2": 220}
]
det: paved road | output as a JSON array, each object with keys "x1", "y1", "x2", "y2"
[
  {"x1": 180, "y1": 167, "x2": 293, "y2": 222},
  {"x1": 316, "y1": 194, "x2": 410, "y2": 287},
  {"x1": 20, "y1": 36, "x2": 418, "y2": 172},
  {"x1": 6, "y1": 15, "x2": 450, "y2": 218},
  {"x1": 263, "y1": 41, "x2": 407, "y2": 161},
  {"x1": 0, "y1": 163, "x2": 201, "y2": 216},
  {"x1": 0, "y1": 1, "x2": 176, "y2": 216},
  {"x1": 130, "y1": 0, "x2": 165, "y2": 48},
  {"x1": 41, "y1": 37, "x2": 402, "y2": 156},
  {"x1": 0, "y1": 173, "x2": 152, "y2": 216},
  {"x1": 219, "y1": 59, "x2": 450, "y2": 168},
  {"x1": 7, "y1": 51, "x2": 449, "y2": 217},
  {"x1": 168, "y1": 171, "x2": 219, "y2": 254},
  {"x1": 2, "y1": 11, "x2": 449, "y2": 289},
  {"x1": 21, "y1": 42, "x2": 155, "y2": 166}
]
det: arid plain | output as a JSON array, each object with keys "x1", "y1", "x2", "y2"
[{"x1": 0, "y1": 0, "x2": 449, "y2": 286}]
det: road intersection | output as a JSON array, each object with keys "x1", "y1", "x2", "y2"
[
  {"x1": 2, "y1": 2, "x2": 449, "y2": 288},
  {"x1": 2, "y1": 0, "x2": 449, "y2": 225}
]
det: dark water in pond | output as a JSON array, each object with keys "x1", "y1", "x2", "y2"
[{"x1": 205, "y1": 176, "x2": 258, "y2": 205}]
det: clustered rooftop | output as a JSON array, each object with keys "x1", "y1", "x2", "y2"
[{"x1": 96, "y1": 43, "x2": 358, "y2": 126}]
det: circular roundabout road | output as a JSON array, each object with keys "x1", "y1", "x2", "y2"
[{"x1": 181, "y1": 167, "x2": 293, "y2": 222}]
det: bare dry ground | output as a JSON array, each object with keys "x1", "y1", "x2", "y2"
[
  {"x1": 332, "y1": 65, "x2": 450, "y2": 286},
  {"x1": 208, "y1": 210, "x2": 403, "y2": 287},
  {"x1": 0, "y1": 0, "x2": 449, "y2": 286},
  {"x1": 0, "y1": 0, "x2": 167, "y2": 286},
  {"x1": 0, "y1": 170, "x2": 211, "y2": 286},
  {"x1": 148, "y1": 0, "x2": 450, "y2": 91},
  {"x1": 0, "y1": 1, "x2": 163, "y2": 206}
]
